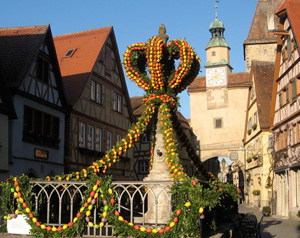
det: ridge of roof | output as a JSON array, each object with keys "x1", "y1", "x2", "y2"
[
  {"x1": 0, "y1": 24, "x2": 49, "y2": 34},
  {"x1": 53, "y1": 26, "x2": 112, "y2": 39}
]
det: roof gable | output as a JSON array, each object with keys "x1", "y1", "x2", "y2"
[
  {"x1": 54, "y1": 27, "x2": 112, "y2": 105},
  {"x1": 54, "y1": 26, "x2": 111, "y2": 77},
  {"x1": 0, "y1": 25, "x2": 49, "y2": 88},
  {"x1": 244, "y1": 0, "x2": 281, "y2": 45}
]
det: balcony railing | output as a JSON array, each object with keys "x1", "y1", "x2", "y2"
[{"x1": 28, "y1": 180, "x2": 173, "y2": 237}]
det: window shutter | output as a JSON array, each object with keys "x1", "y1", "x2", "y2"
[
  {"x1": 288, "y1": 37, "x2": 291, "y2": 60},
  {"x1": 279, "y1": 91, "x2": 282, "y2": 107},
  {"x1": 291, "y1": 78, "x2": 296, "y2": 103}
]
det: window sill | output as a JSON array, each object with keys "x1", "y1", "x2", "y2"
[
  {"x1": 22, "y1": 137, "x2": 60, "y2": 149},
  {"x1": 78, "y1": 147, "x2": 105, "y2": 157}
]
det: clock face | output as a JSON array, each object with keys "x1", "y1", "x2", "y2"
[{"x1": 207, "y1": 68, "x2": 226, "y2": 87}]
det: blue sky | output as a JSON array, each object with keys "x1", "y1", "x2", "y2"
[{"x1": 0, "y1": 0, "x2": 258, "y2": 119}]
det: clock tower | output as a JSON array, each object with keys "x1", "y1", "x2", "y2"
[{"x1": 205, "y1": 2, "x2": 232, "y2": 87}]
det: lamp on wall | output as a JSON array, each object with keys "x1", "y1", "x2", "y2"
[{"x1": 196, "y1": 146, "x2": 200, "y2": 157}]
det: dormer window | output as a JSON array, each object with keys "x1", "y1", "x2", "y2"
[{"x1": 64, "y1": 49, "x2": 76, "y2": 57}]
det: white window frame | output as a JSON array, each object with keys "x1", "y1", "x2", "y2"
[
  {"x1": 106, "y1": 131, "x2": 113, "y2": 151},
  {"x1": 96, "y1": 83, "x2": 102, "y2": 104},
  {"x1": 95, "y1": 127, "x2": 102, "y2": 152},
  {"x1": 79, "y1": 122, "x2": 86, "y2": 148},
  {"x1": 113, "y1": 92, "x2": 122, "y2": 113},
  {"x1": 91, "y1": 80, "x2": 102, "y2": 104},
  {"x1": 87, "y1": 125, "x2": 94, "y2": 150},
  {"x1": 91, "y1": 81, "x2": 96, "y2": 101}
]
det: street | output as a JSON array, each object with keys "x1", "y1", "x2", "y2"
[{"x1": 238, "y1": 204, "x2": 300, "y2": 238}]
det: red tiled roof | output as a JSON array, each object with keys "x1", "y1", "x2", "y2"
[
  {"x1": 244, "y1": 0, "x2": 281, "y2": 45},
  {"x1": 275, "y1": 0, "x2": 300, "y2": 45},
  {"x1": 251, "y1": 61, "x2": 275, "y2": 129},
  {"x1": 0, "y1": 25, "x2": 49, "y2": 87},
  {"x1": 188, "y1": 72, "x2": 251, "y2": 92},
  {"x1": 244, "y1": 0, "x2": 281, "y2": 44},
  {"x1": 228, "y1": 72, "x2": 252, "y2": 88},
  {"x1": 54, "y1": 27, "x2": 112, "y2": 105}
]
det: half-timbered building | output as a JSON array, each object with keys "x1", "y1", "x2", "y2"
[
  {"x1": 0, "y1": 25, "x2": 67, "y2": 178},
  {"x1": 54, "y1": 27, "x2": 135, "y2": 181},
  {"x1": 269, "y1": 0, "x2": 300, "y2": 218},
  {"x1": 131, "y1": 96, "x2": 198, "y2": 181}
]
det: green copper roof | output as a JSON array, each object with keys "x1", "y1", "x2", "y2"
[
  {"x1": 206, "y1": 37, "x2": 229, "y2": 49},
  {"x1": 206, "y1": 14, "x2": 229, "y2": 50},
  {"x1": 209, "y1": 18, "x2": 225, "y2": 30},
  {"x1": 204, "y1": 59, "x2": 230, "y2": 68}
]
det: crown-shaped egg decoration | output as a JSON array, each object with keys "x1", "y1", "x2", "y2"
[{"x1": 123, "y1": 25, "x2": 200, "y2": 96}]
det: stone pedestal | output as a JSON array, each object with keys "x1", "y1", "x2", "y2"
[{"x1": 141, "y1": 112, "x2": 172, "y2": 224}]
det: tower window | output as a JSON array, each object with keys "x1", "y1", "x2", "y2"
[
  {"x1": 212, "y1": 51, "x2": 216, "y2": 56},
  {"x1": 214, "y1": 118, "x2": 223, "y2": 129}
]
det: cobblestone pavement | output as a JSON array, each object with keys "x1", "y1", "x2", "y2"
[{"x1": 238, "y1": 204, "x2": 300, "y2": 238}]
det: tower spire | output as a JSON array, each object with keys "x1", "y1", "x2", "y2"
[{"x1": 215, "y1": 0, "x2": 219, "y2": 19}]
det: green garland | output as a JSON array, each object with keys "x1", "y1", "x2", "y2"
[{"x1": 0, "y1": 35, "x2": 240, "y2": 237}]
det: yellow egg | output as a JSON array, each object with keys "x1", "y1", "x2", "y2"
[
  {"x1": 41, "y1": 224, "x2": 46, "y2": 229},
  {"x1": 88, "y1": 222, "x2": 94, "y2": 227},
  {"x1": 63, "y1": 225, "x2": 68, "y2": 230},
  {"x1": 32, "y1": 217, "x2": 37, "y2": 223},
  {"x1": 102, "y1": 211, "x2": 107, "y2": 218},
  {"x1": 73, "y1": 217, "x2": 78, "y2": 223},
  {"x1": 184, "y1": 201, "x2": 191, "y2": 207},
  {"x1": 87, "y1": 197, "x2": 92, "y2": 203},
  {"x1": 118, "y1": 216, "x2": 124, "y2": 222},
  {"x1": 19, "y1": 197, "x2": 24, "y2": 203},
  {"x1": 108, "y1": 188, "x2": 113, "y2": 194},
  {"x1": 15, "y1": 210, "x2": 19, "y2": 215},
  {"x1": 152, "y1": 229, "x2": 158, "y2": 233},
  {"x1": 128, "y1": 222, "x2": 134, "y2": 226},
  {"x1": 80, "y1": 207, "x2": 85, "y2": 213},
  {"x1": 52, "y1": 227, "x2": 57, "y2": 232},
  {"x1": 199, "y1": 207, "x2": 204, "y2": 213},
  {"x1": 170, "y1": 222, "x2": 175, "y2": 227},
  {"x1": 99, "y1": 222, "x2": 104, "y2": 227},
  {"x1": 140, "y1": 227, "x2": 146, "y2": 232},
  {"x1": 86, "y1": 211, "x2": 91, "y2": 217},
  {"x1": 25, "y1": 207, "x2": 30, "y2": 213}
]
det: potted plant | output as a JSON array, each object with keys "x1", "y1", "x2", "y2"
[{"x1": 262, "y1": 206, "x2": 271, "y2": 216}]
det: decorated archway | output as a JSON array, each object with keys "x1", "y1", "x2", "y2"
[{"x1": 1, "y1": 28, "x2": 240, "y2": 238}]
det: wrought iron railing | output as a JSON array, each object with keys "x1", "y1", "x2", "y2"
[{"x1": 29, "y1": 180, "x2": 173, "y2": 237}]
